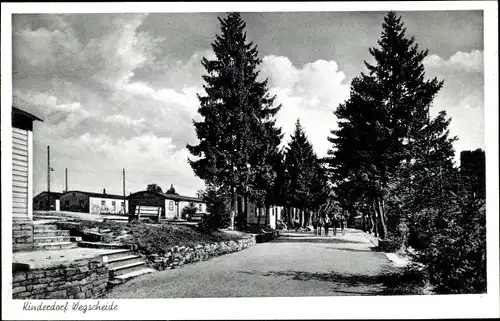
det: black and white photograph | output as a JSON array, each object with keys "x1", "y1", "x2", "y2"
[{"x1": 1, "y1": 1, "x2": 498, "y2": 320}]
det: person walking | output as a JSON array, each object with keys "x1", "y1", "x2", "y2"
[
  {"x1": 332, "y1": 215, "x2": 338, "y2": 236},
  {"x1": 312, "y1": 214, "x2": 318, "y2": 235}
]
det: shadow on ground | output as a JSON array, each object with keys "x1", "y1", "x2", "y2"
[
  {"x1": 272, "y1": 237, "x2": 366, "y2": 244},
  {"x1": 324, "y1": 246, "x2": 379, "y2": 253},
  {"x1": 238, "y1": 268, "x2": 427, "y2": 295}
]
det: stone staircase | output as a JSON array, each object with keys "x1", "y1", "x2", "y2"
[
  {"x1": 33, "y1": 224, "x2": 80, "y2": 250},
  {"x1": 32, "y1": 222, "x2": 154, "y2": 285},
  {"x1": 104, "y1": 249, "x2": 155, "y2": 284}
]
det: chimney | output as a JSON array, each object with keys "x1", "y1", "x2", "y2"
[{"x1": 103, "y1": 188, "x2": 106, "y2": 195}]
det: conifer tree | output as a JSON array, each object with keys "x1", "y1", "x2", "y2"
[
  {"x1": 187, "y1": 12, "x2": 280, "y2": 228},
  {"x1": 327, "y1": 11, "x2": 451, "y2": 240},
  {"x1": 284, "y1": 119, "x2": 319, "y2": 226}
]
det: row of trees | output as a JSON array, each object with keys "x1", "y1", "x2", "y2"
[
  {"x1": 187, "y1": 13, "x2": 330, "y2": 230},
  {"x1": 325, "y1": 11, "x2": 486, "y2": 293},
  {"x1": 146, "y1": 183, "x2": 178, "y2": 195},
  {"x1": 187, "y1": 11, "x2": 486, "y2": 294}
]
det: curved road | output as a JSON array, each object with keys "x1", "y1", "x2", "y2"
[{"x1": 105, "y1": 229, "x2": 398, "y2": 298}]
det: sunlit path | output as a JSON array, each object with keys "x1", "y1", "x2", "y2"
[{"x1": 104, "y1": 229, "x2": 397, "y2": 298}]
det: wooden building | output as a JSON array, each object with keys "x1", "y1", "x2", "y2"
[
  {"x1": 33, "y1": 191, "x2": 62, "y2": 211},
  {"x1": 11, "y1": 107, "x2": 42, "y2": 251},
  {"x1": 59, "y1": 189, "x2": 128, "y2": 215},
  {"x1": 127, "y1": 190, "x2": 206, "y2": 220}
]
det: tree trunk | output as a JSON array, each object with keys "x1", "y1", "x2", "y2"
[
  {"x1": 372, "y1": 197, "x2": 386, "y2": 239},
  {"x1": 370, "y1": 204, "x2": 378, "y2": 238},
  {"x1": 236, "y1": 194, "x2": 243, "y2": 229},
  {"x1": 231, "y1": 186, "x2": 237, "y2": 230},
  {"x1": 362, "y1": 210, "x2": 366, "y2": 231},
  {"x1": 243, "y1": 195, "x2": 248, "y2": 229},
  {"x1": 257, "y1": 205, "x2": 262, "y2": 227},
  {"x1": 265, "y1": 205, "x2": 269, "y2": 227}
]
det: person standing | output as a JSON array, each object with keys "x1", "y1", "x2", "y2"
[
  {"x1": 324, "y1": 215, "x2": 330, "y2": 236},
  {"x1": 340, "y1": 215, "x2": 346, "y2": 236}
]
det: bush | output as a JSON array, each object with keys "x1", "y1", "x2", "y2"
[
  {"x1": 410, "y1": 193, "x2": 486, "y2": 294},
  {"x1": 201, "y1": 184, "x2": 231, "y2": 229},
  {"x1": 181, "y1": 202, "x2": 198, "y2": 219},
  {"x1": 197, "y1": 213, "x2": 228, "y2": 232}
]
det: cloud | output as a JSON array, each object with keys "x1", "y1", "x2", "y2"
[
  {"x1": 423, "y1": 50, "x2": 485, "y2": 163},
  {"x1": 424, "y1": 50, "x2": 483, "y2": 73},
  {"x1": 13, "y1": 13, "x2": 483, "y2": 196},
  {"x1": 13, "y1": 14, "x2": 206, "y2": 196},
  {"x1": 260, "y1": 55, "x2": 350, "y2": 156}
]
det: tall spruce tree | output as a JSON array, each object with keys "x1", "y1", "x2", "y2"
[
  {"x1": 327, "y1": 11, "x2": 451, "y2": 240},
  {"x1": 284, "y1": 119, "x2": 319, "y2": 226},
  {"x1": 187, "y1": 12, "x2": 280, "y2": 228}
]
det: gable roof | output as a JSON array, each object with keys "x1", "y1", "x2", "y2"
[
  {"x1": 62, "y1": 190, "x2": 125, "y2": 200},
  {"x1": 12, "y1": 107, "x2": 43, "y2": 122},
  {"x1": 127, "y1": 190, "x2": 205, "y2": 203},
  {"x1": 162, "y1": 193, "x2": 205, "y2": 203},
  {"x1": 12, "y1": 106, "x2": 43, "y2": 131},
  {"x1": 34, "y1": 191, "x2": 63, "y2": 199}
]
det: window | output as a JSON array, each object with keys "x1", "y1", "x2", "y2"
[
  {"x1": 169, "y1": 201, "x2": 174, "y2": 211},
  {"x1": 112, "y1": 201, "x2": 116, "y2": 205},
  {"x1": 199, "y1": 204, "x2": 203, "y2": 211},
  {"x1": 101, "y1": 200, "x2": 105, "y2": 206}
]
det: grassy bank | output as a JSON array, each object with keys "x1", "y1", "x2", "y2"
[{"x1": 55, "y1": 220, "x2": 244, "y2": 255}]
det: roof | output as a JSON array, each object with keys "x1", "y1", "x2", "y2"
[
  {"x1": 127, "y1": 190, "x2": 205, "y2": 203},
  {"x1": 162, "y1": 193, "x2": 205, "y2": 203},
  {"x1": 34, "y1": 191, "x2": 63, "y2": 199},
  {"x1": 12, "y1": 106, "x2": 43, "y2": 122},
  {"x1": 61, "y1": 190, "x2": 125, "y2": 200}
]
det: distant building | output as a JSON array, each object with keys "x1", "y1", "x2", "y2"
[
  {"x1": 460, "y1": 149, "x2": 486, "y2": 199},
  {"x1": 127, "y1": 190, "x2": 206, "y2": 220},
  {"x1": 59, "y1": 189, "x2": 128, "y2": 214},
  {"x1": 33, "y1": 191, "x2": 63, "y2": 211},
  {"x1": 244, "y1": 202, "x2": 283, "y2": 229},
  {"x1": 11, "y1": 106, "x2": 43, "y2": 251}
]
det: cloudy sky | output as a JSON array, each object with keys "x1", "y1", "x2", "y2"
[{"x1": 12, "y1": 10, "x2": 484, "y2": 197}]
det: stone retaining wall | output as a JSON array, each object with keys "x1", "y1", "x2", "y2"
[
  {"x1": 12, "y1": 258, "x2": 109, "y2": 300},
  {"x1": 13, "y1": 221, "x2": 34, "y2": 252},
  {"x1": 147, "y1": 236, "x2": 258, "y2": 270}
]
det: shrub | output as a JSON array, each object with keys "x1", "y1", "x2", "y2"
[
  {"x1": 410, "y1": 192, "x2": 486, "y2": 294},
  {"x1": 181, "y1": 202, "x2": 198, "y2": 219},
  {"x1": 201, "y1": 184, "x2": 231, "y2": 229}
]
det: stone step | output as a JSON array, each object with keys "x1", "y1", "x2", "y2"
[
  {"x1": 114, "y1": 268, "x2": 155, "y2": 282},
  {"x1": 34, "y1": 242, "x2": 78, "y2": 251},
  {"x1": 78, "y1": 241, "x2": 131, "y2": 250},
  {"x1": 107, "y1": 255, "x2": 144, "y2": 269},
  {"x1": 103, "y1": 249, "x2": 135, "y2": 262},
  {"x1": 34, "y1": 230, "x2": 70, "y2": 237},
  {"x1": 33, "y1": 224, "x2": 58, "y2": 231},
  {"x1": 109, "y1": 261, "x2": 147, "y2": 278},
  {"x1": 70, "y1": 236, "x2": 83, "y2": 242},
  {"x1": 33, "y1": 236, "x2": 71, "y2": 243}
]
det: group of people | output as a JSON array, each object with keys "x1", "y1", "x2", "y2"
[{"x1": 312, "y1": 215, "x2": 346, "y2": 236}]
